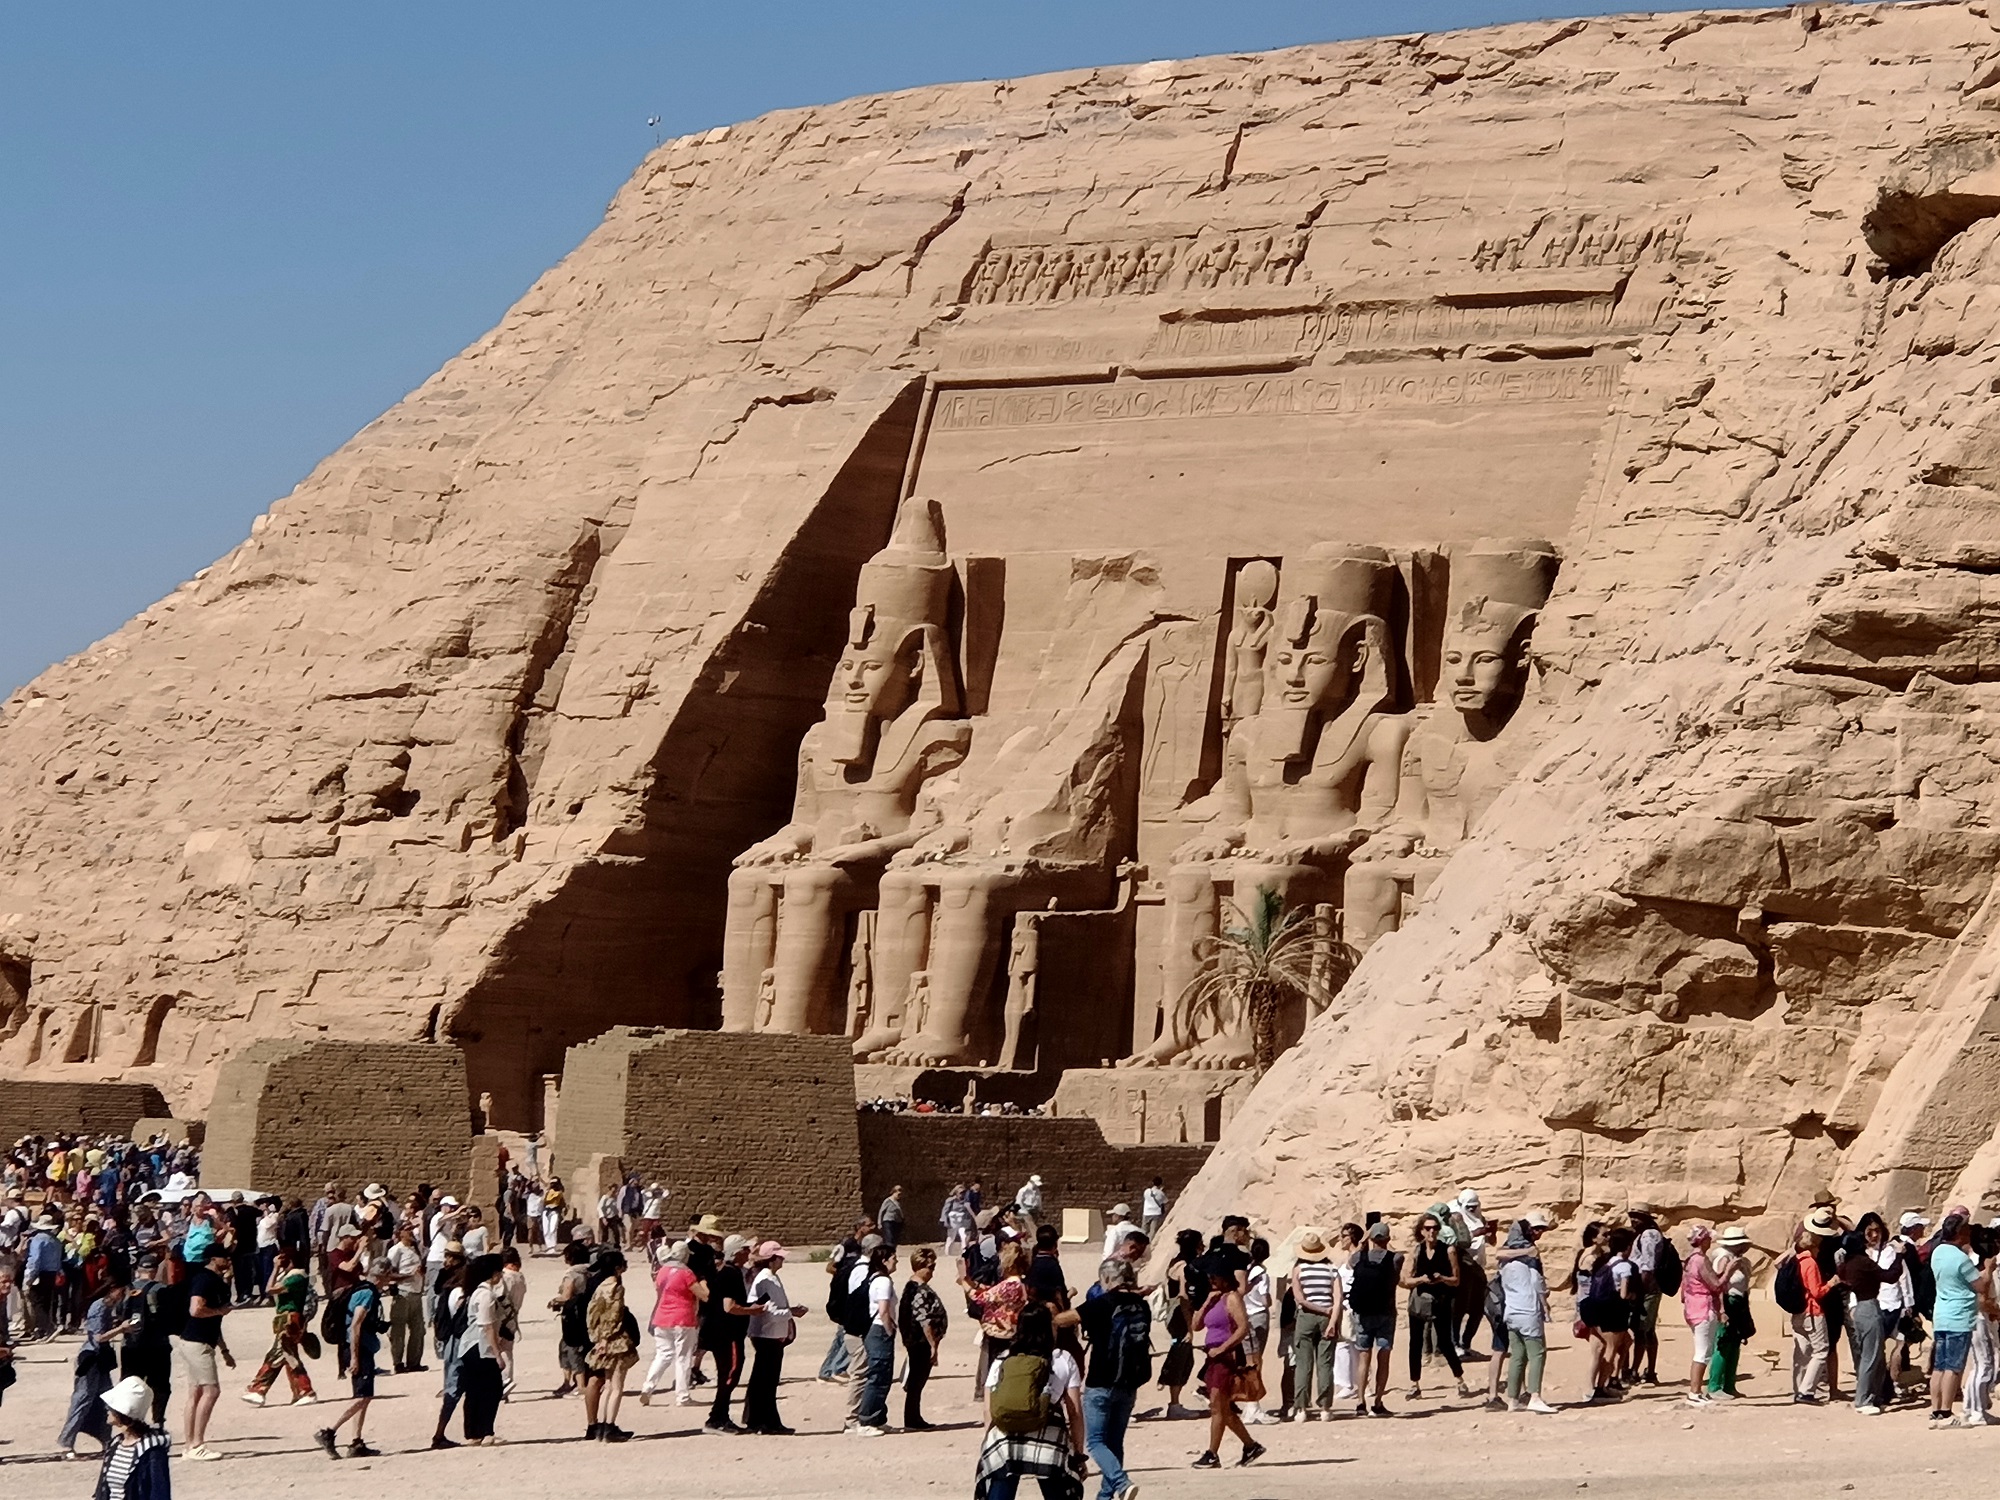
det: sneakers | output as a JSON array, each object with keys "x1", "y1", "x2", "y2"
[
  {"x1": 314, "y1": 1428, "x2": 340, "y2": 1459},
  {"x1": 1370, "y1": 1400, "x2": 1391, "y2": 1417},
  {"x1": 1792, "y1": 1393, "x2": 1822, "y2": 1406},
  {"x1": 1114, "y1": 1487, "x2": 1141, "y2": 1500},
  {"x1": 185, "y1": 1444, "x2": 223, "y2": 1462},
  {"x1": 1191, "y1": 1451, "x2": 1221, "y2": 1469},
  {"x1": 851, "y1": 1424, "x2": 886, "y2": 1438},
  {"x1": 291, "y1": 1394, "x2": 318, "y2": 1407},
  {"x1": 1527, "y1": 1396, "x2": 1559, "y2": 1414},
  {"x1": 1238, "y1": 1442, "x2": 1266, "y2": 1467},
  {"x1": 1685, "y1": 1393, "x2": 1710, "y2": 1407},
  {"x1": 1930, "y1": 1410, "x2": 1955, "y2": 1427},
  {"x1": 240, "y1": 1392, "x2": 266, "y2": 1407},
  {"x1": 1708, "y1": 1389, "x2": 1739, "y2": 1401},
  {"x1": 1857, "y1": 1404, "x2": 1883, "y2": 1416},
  {"x1": 1290, "y1": 1409, "x2": 1312, "y2": 1423},
  {"x1": 1483, "y1": 1396, "x2": 1508, "y2": 1412},
  {"x1": 704, "y1": 1418, "x2": 744, "y2": 1435},
  {"x1": 430, "y1": 1435, "x2": 460, "y2": 1450},
  {"x1": 347, "y1": 1441, "x2": 377, "y2": 1459}
]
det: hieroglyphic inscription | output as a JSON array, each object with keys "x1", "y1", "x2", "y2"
[
  {"x1": 1142, "y1": 290, "x2": 1648, "y2": 365},
  {"x1": 930, "y1": 360, "x2": 1619, "y2": 432},
  {"x1": 965, "y1": 229, "x2": 1311, "y2": 304},
  {"x1": 936, "y1": 334, "x2": 1123, "y2": 372},
  {"x1": 1472, "y1": 212, "x2": 1687, "y2": 273}
]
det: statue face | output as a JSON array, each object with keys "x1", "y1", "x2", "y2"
[
  {"x1": 1442, "y1": 625, "x2": 1523, "y2": 717},
  {"x1": 1266, "y1": 619, "x2": 1355, "y2": 715},
  {"x1": 831, "y1": 630, "x2": 918, "y2": 724}
]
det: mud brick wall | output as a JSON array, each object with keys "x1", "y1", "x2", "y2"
[
  {"x1": 553, "y1": 1028, "x2": 859, "y2": 1245},
  {"x1": 0, "y1": 1080, "x2": 168, "y2": 1145},
  {"x1": 857, "y1": 1114, "x2": 1210, "y2": 1235},
  {"x1": 201, "y1": 1039, "x2": 472, "y2": 1202}
]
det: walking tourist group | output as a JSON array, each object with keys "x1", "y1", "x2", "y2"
[{"x1": 4, "y1": 1130, "x2": 1999, "y2": 1500}]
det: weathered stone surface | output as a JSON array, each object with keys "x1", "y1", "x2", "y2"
[
  {"x1": 552, "y1": 1027, "x2": 859, "y2": 1244},
  {"x1": 201, "y1": 1040, "x2": 472, "y2": 1201},
  {"x1": 14, "y1": 4, "x2": 2000, "y2": 1233}
]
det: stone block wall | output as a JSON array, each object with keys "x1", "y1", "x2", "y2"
[
  {"x1": 856, "y1": 1114, "x2": 1209, "y2": 1234},
  {"x1": 201, "y1": 1039, "x2": 472, "y2": 1202},
  {"x1": 552, "y1": 1028, "x2": 859, "y2": 1244},
  {"x1": 0, "y1": 1080, "x2": 168, "y2": 1145}
]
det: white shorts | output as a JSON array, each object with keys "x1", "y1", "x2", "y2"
[
  {"x1": 173, "y1": 1336, "x2": 220, "y2": 1387},
  {"x1": 1689, "y1": 1317, "x2": 1719, "y2": 1362}
]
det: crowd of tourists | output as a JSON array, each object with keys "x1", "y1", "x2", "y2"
[{"x1": 4, "y1": 1144, "x2": 2000, "y2": 1500}]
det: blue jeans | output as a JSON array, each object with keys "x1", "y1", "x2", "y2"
[
  {"x1": 818, "y1": 1325, "x2": 850, "y2": 1380},
  {"x1": 858, "y1": 1325, "x2": 895, "y2": 1427},
  {"x1": 1083, "y1": 1385, "x2": 1134, "y2": 1500}
]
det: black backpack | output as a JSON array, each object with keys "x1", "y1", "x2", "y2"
[
  {"x1": 146, "y1": 1280, "x2": 189, "y2": 1343},
  {"x1": 839, "y1": 1267, "x2": 876, "y2": 1338},
  {"x1": 320, "y1": 1287, "x2": 353, "y2": 1347},
  {"x1": 1773, "y1": 1254, "x2": 1807, "y2": 1315},
  {"x1": 432, "y1": 1287, "x2": 467, "y2": 1346},
  {"x1": 825, "y1": 1252, "x2": 861, "y2": 1323},
  {"x1": 1653, "y1": 1238, "x2": 1683, "y2": 1297},
  {"x1": 1348, "y1": 1249, "x2": 1398, "y2": 1316},
  {"x1": 1099, "y1": 1294, "x2": 1154, "y2": 1391}
]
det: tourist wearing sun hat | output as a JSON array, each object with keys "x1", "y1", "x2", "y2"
[
  {"x1": 1288, "y1": 1232, "x2": 1341, "y2": 1419},
  {"x1": 742, "y1": 1240, "x2": 806, "y2": 1434},
  {"x1": 1102, "y1": 1203, "x2": 1139, "y2": 1261},
  {"x1": 1705, "y1": 1227, "x2": 1754, "y2": 1399},
  {"x1": 96, "y1": 1376, "x2": 170, "y2": 1500}
]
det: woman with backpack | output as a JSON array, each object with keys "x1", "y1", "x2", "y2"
[
  {"x1": 1777, "y1": 1225, "x2": 1833, "y2": 1403},
  {"x1": 1577, "y1": 1224, "x2": 1637, "y2": 1401},
  {"x1": 1400, "y1": 1213, "x2": 1469, "y2": 1400},
  {"x1": 973, "y1": 1302, "x2": 1085, "y2": 1500},
  {"x1": 964, "y1": 1241, "x2": 1034, "y2": 1405},
  {"x1": 584, "y1": 1249, "x2": 641, "y2": 1441}
]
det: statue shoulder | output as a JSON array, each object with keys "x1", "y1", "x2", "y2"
[{"x1": 911, "y1": 717, "x2": 972, "y2": 774}]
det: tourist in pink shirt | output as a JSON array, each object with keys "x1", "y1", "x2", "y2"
[
  {"x1": 1679, "y1": 1226, "x2": 1723, "y2": 1407},
  {"x1": 640, "y1": 1241, "x2": 700, "y2": 1407}
]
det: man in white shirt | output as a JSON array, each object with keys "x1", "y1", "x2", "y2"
[
  {"x1": 386, "y1": 1225, "x2": 427, "y2": 1373},
  {"x1": 1016, "y1": 1175, "x2": 1044, "y2": 1229},
  {"x1": 1142, "y1": 1178, "x2": 1168, "y2": 1240},
  {"x1": 1102, "y1": 1204, "x2": 1140, "y2": 1261}
]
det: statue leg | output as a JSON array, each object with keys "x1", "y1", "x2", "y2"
[
  {"x1": 1342, "y1": 860, "x2": 1405, "y2": 953},
  {"x1": 1126, "y1": 866, "x2": 1217, "y2": 1065},
  {"x1": 855, "y1": 868, "x2": 930, "y2": 1059},
  {"x1": 887, "y1": 870, "x2": 1008, "y2": 1066},
  {"x1": 720, "y1": 866, "x2": 780, "y2": 1032},
  {"x1": 767, "y1": 864, "x2": 864, "y2": 1036}
]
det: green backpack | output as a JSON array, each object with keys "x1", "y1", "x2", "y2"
[{"x1": 990, "y1": 1352, "x2": 1053, "y2": 1435}]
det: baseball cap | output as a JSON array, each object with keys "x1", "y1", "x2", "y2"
[
  {"x1": 755, "y1": 1240, "x2": 785, "y2": 1260},
  {"x1": 1367, "y1": 1221, "x2": 1391, "y2": 1242},
  {"x1": 1900, "y1": 1210, "x2": 1930, "y2": 1230},
  {"x1": 1524, "y1": 1210, "x2": 1551, "y2": 1230}
]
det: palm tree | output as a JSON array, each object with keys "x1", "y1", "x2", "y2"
[{"x1": 1179, "y1": 885, "x2": 1352, "y2": 1074}]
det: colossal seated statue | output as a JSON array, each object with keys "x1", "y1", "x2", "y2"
[
  {"x1": 1344, "y1": 538, "x2": 1559, "y2": 949},
  {"x1": 1129, "y1": 543, "x2": 1411, "y2": 1070},
  {"x1": 851, "y1": 554, "x2": 1165, "y2": 1068},
  {"x1": 718, "y1": 497, "x2": 971, "y2": 1038}
]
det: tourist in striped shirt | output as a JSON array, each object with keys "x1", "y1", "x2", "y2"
[
  {"x1": 1287, "y1": 1234, "x2": 1343, "y2": 1419},
  {"x1": 94, "y1": 1376, "x2": 171, "y2": 1500}
]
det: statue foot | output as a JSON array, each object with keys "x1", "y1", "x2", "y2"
[
  {"x1": 852, "y1": 1026, "x2": 904, "y2": 1061},
  {"x1": 1184, "y1": 1035, "x2": 1255, "y2": 1071},
  {"x1": 879, "y1": 1039, "x2": 972, "y2": 1068}
]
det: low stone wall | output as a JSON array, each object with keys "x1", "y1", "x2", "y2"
[
  {"x1": 201, "y1": 1039, "x2": 473, "y2": 1202},
  {"x1": 553, "y1": 1028, "x2": 860, "y2": 1245},
  {"x1": 0, "y1": 1080, "x2": 168, "y2": 1145},
  {"x1": 856, "y1": 1114, "x2": 1210, "y2": 1233}
]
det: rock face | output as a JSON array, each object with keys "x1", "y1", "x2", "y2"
[{"x1": 14, "y1": 3, "x2": 2000, "y2": 1231}]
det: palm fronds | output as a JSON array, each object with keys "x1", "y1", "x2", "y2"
[{"x1": 1179, "y1": 885, "x2": 1353, "y2": 1074}]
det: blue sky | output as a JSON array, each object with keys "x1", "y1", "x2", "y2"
[{"x1": 0, "y1": 2, "x2": 1765, "y2": 698}]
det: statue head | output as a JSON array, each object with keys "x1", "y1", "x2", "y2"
[
  {"x1": 1261, "y1": 544, "x2": 1397, "y2": 761},
  {"x1": 1440, "y1": 538, "x2": 1559, "y2": 729},
  {"x1": 824, "y1": 497, "x2": 961, "y2": 768}
]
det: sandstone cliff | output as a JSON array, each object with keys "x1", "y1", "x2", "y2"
[{"x1": 8, "y1": 4, "x2": 2000, "y2": 1238}]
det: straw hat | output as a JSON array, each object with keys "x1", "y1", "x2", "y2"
[
  {"x1": 694, "y1": 1213, "x2": 724, "y2": 1237},
  {"x1": 1295, "y1": 1233, "x2": 1329, "y2": 1260},
  {"x1": 102, "y1": 1376, "x2": 154, "y2": 1424},
  {"x1": 1718, "y1": 1226, "x2": 1751, "y2": 1248},
  {"x1": 1804, "y1": 1208, "x2": 1840, "y2": 1237}
]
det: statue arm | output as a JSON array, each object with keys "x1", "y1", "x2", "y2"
[{"x1": 1355, "y1": 715, "x2": 1413, "y2": 831}]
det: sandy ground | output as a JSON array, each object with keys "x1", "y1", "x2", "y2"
[{"x1": 2, "y1": 1245, "x2": 1995, "y2": 1499}]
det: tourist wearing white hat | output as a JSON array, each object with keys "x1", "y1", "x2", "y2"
[
  {"x1": 1499, "y1": 1212, "x2": 1558, "y2": 1414},
  {"x1": 1016, "y1": 1175, "x2": 1044, "y2": 1229},
  {"x1": 95, "y1": 1376, "x2": 171, "y2": 1500},
  {"x1": 1102, "y1": 1204, "x2": 1139, "y2": 1262},
  {"x1": 1706, "y1": 1226, "x2": 1755, "y2": 1398}
]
